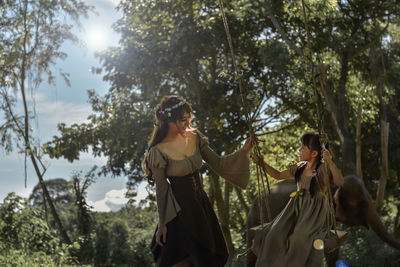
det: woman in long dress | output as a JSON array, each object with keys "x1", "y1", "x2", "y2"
[
  {"x1": 142, "y1": 95, "x2": 253, "y2": 267},
  {"x1": 252, "y1": 132, "x2": 344, "y2": 267}
]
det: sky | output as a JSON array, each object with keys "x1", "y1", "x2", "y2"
[{"x1": 0, "y1": 0, "x2": 147, "y2": 212}]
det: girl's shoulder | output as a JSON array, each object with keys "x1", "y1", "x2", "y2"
[
  {"x1": 296, "y1": 161, "x2": 308, "y2": 168},
  {"x1": 289, "y1": 161, "x2": 307, "y2": 176}
]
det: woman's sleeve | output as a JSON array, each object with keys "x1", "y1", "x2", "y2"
[
  {"x1": 196, "y1": 130, "x2": 250, "y2": 189},
  {"x1": 147, "y1": 147, "x2": 181, "y2": 227}
]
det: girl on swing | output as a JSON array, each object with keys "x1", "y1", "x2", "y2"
[
  {"x1": 252, "y1": 132, "x2": 344, "y2": 267},
  {"x1": 142, "y1": 95, "x2": 253, "y2": 267}
]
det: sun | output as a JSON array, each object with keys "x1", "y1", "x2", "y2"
[{"x1": 85, "y1": 26, "x2": 110, "y2": 52}]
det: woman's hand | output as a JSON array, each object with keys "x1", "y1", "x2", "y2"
[
  {"x1": 243, "y1": 134, "x2": 255, "y2": 154},
  {"x1": 322, "y1": 149, "x2": 332, "y2": 165},
  {"x1": 252, "y1": 154, "x2": 264, "y2": 167},
  {"x1": 156, "y1": 225, "x2": 167, "y2": 247}
]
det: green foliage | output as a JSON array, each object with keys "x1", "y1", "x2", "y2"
[
  {"x1": 0, "y1": 193, "x2": 79, "y2": 266},
  {"x1": 1, "y1": 0, "x2": 94, "y2": 248},
  {"x1": 19, "y1": 176, "x2": 157, "y2": 266},
  {"x1": 34, "y1": 0, "x2": 400, "y2": 262},
  {"x1": 91, "y1": 205, "x2": 157, "y2": 266},
  {"x1": 29, "y1": 178, "x2": 74, "y2": 208},
  {"x1": 0, "y1": 0, "x2": 92, "y2": 152},
  {"x1": 340, "y1": 226, "x2": 400, "y2": 267}
]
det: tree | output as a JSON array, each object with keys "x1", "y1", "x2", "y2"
[
  {"x1": 0, "y1": 193, "x2": 77, "y2": 266},
  {"x1": 43, "y1": 0, "x2": 400, "y2": 259},
  {"x1": 44, "y1": 0, "x2": 263, "y2": 255},
  {"x1": 261, "y1": 0, "x2": 400, "y2": 174},
  {"x1": 0, "y1": 0, "x2": 92, "y2": 243},
  {"x1": 29, "y1": 178, "x2": 73, "y2": 208},
  {"x1": 71, "y1": 169, "x2": 95, "y2": 263}
]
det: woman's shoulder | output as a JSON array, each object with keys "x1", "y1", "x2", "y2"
[
  {"x1": 148, "y1": 146, "x2": 168, "y2": 168},
  {"x1": 186, "y1": 128, "x2": 198, "y2": 137},
  {"x1": 189, "y1": 128, "x2": 208, "y2": 146}
]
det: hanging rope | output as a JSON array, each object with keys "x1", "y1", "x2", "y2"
[
  {"x1": 300, "y1": 0, "x2": 338, "y2": 243},
  {"x1": 217, "y1": 0, "x2": 272, "y2": 225},
  {"x1": 218, "y1": 0, "x2": 344, "y2": 253}
]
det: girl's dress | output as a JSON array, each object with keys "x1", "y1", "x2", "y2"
[
  {"x1": 148, "y1": 129, "x2": 250, "y2": 267},
  {"x1": 252, "y1": 163, "x2": 333, "y2": 267}
]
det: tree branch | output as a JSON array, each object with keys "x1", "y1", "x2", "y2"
[
  {"x1": 264, "y1": 0, "x2": 304, "y2": 57},
  {"x1": 317, "y1": 63, "x2": 344, "y2": 143}
]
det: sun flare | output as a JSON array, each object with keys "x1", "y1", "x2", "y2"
[{"x1": 86, "y1": 26, "x2": 109, "y2": 51}]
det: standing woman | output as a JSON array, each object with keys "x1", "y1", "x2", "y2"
[{"x1": 142, "y1": 95, "x2": 253, "y2": 267}]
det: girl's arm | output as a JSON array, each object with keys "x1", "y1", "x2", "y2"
[
  {"x1": 253, "y1": 154, "x2": 293, "y2": 180},
  {"x1": 322, "y1": 150, "x2": 344, "y2": 187}
]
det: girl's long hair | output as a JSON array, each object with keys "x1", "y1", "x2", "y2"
[
  {"x1": 295, "y1": 132, "x2": 329, "y2": 197},
  {"x1": 142, "y1": 95, "x2": 192, "y2": 184}
]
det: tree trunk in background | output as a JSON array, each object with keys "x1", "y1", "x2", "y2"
[
  {"x1": 235, "y1": 186, "x2": 249, "y2": 215},
  {"x1": 318, "y1": 58, "x2": 356, "y2": 176},
  {"x1": 373, "y1": 53, "x2": 389, "y2": 214},
  {"x1": 395, "y1": 172, "x2": 400, "y2": 240},
  {"x1": 22, "y1": 85, "x2": 71, "y2": 244},
  {"x1": 210, "y1": 173, "x2": 235, "y2": 257},
  {"x1": 356, "y1": 104, "x2": 363, "y2": 181},
  {"x1": 337, "y1": 54, "x2": 356, "y2": 175},
  {"x1": 188, "y1": 0, "x2": 235, "y2": 254},
  {"x1": 11, "y1": 1, "x2": 72, "y2": 244}
]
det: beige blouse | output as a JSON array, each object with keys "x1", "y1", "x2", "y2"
[{"x1": 147, "y1": 129, "x2": 250, "y2": 227}]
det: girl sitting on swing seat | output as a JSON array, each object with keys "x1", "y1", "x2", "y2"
[{"x1": 252, "y1": 132, "x2": 344, "y2": 267}]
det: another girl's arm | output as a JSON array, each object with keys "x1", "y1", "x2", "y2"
[
  {"x1": 252, "y1": 154, "x2": 293, "y2": 180},
  {"x1": 322, "y1": 150, "x2": 344, "y2": 187}
]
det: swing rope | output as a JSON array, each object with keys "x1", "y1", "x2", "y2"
[
  {"x1": 300, "y1": 0, "x2": 339, "y2": 245},
  {"x1": 217, "y1": 0, "x2": 272, "y2": 225},
  {"x1": 217, "y1": 0, "x2": 342, "y2": 253}
]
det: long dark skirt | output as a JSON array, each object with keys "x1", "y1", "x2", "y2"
[{"x1": 151, "y1": 171, "x2": 228, "y2": 267}]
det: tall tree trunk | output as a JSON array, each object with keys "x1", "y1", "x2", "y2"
[
  {"x1": 356, "y1": 104, "x2": 363, "y2": 180},
  {"x1": 20, "y1": 8, "x2": 70, "y2": 242},
  {"x1": 210, "y1": 173, "x2": 235, "y2": 257},
  {"x1": 21, "y1": 88, "x2": 71, "y2": 243},
  {"x1": 375, "y1": 75, "x2": 389, "y2": 213},
  {"x1": 189, "y1": 0, "x2": 235, "y2": 255},
  {"x1": 395, "y1": 172, "x2": 400, "y2": 240},
  {"x1": 318, "y1": 58, "x2": 356, "y2": 176},
  {"x1": 370, "y1": 50, "x2": 389, "y2": 213},
  {"x1": 337, "y1": 54, "x2": 356, "y2": 175},
  {"x1": 235, "y1": 186, "x2": 249, "y2": 214}
]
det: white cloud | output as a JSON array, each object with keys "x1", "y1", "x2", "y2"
[
  {"x1": 87, "y1": 187, "x2": 147, "y2": 212},
  {"x1": 89, "y1": 0, "x2": 121, "y2": 7},
  {"x1": 104, "y1": 0, "x2": 121, "y2": 6},
  {"x1": 37, "y1": 100, "x2": 92, "y2": 127}
]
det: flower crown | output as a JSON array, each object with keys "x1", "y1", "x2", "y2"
[{"x1": 157, "y1": 99, "x2": 186, "y2": 118}]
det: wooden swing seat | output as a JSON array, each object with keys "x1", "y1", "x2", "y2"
[
  {"x1": 248, "y1": 225, "x2": 348, "y2": 254},
  {"x1": 324, "y1": 230, "x2": 348, "y2": 253}
]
